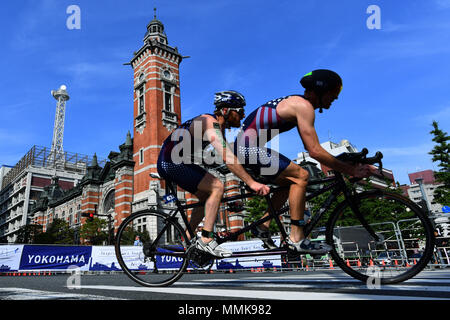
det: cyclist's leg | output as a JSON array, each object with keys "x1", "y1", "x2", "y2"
[
  {"x1": 244, "y1": 147, "x2": 292, "y2": 245},
  {"x1": 274, "y1": 162, "x2": 332, "y2": 254},
  {"x1": 274, "y1": 162, "x2": 309, "y2": 242},
  {"x1": 194, "y1": 173, "x2": 224, "y2": 243},
  {"x1": 191, "y1": 173, "x2": 232, "y2": 258},
  {"x1": 254, "y1": 161, "x2": 309, "y2": 241},
  {"x1": 157, "y1": 159, "x2": 208, "y2": 239},
  {"x1": 258, "y1": 190, "x2": 289, "y2": 230},
  {"x1": 185, "y1": 189, "x2": 211, "y2": 240}
]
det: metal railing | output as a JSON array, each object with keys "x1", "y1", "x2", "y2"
[{"x1": 1, "y1": 146, "x2": 106, "y2": 190}]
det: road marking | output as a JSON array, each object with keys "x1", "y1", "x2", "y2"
[
  {"x1": 178, "y1": 279, "x2": 450, "y2": 294},
  {"x1": 78, "y1": 284, "x2": 444, "y2": 300},
  {"x1": 0, "y1": 287, "x2": 124, "y2": 300}
]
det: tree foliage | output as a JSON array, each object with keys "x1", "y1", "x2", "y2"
[
  {"x1": 79, "y1": 217, "x2": 108, "y2": 245},
  {"x1": 429, "y1": 121, "x2": 450, "y2": 206},
  {"x1": 17, "y1": 218, "x2": 77, "y2": 244},
  {"x1": 16, "y1": 224, "x2": 43, "y2": 244}
]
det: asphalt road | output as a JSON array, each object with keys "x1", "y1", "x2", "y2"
[{"x1": 2, "y1": 268, "x2": 450, "y2": 302}]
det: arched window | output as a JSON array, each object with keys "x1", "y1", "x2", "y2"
[
  {"x1": 104, "y1": 190, "x2": 115, "y2": 214},
  {"x1": 164, "y1": 83, "x2": 173, "y2": 112}
]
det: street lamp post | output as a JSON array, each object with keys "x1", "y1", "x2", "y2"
[
  {"x1": 93, "y1": 205, "x2": 113, "y2": 245},
  {"x1": 415, "y1": 178, "x2": 432, "y2": 214}
]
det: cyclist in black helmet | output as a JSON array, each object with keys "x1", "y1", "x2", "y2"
[
  {"x1": 157, "y1": 90, "x2": 270, "y2": 258},
  {"x1": 234, "y1": 69, "x2": 374, "y2": 254}
]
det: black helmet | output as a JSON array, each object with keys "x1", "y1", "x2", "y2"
[
  {"x1": 300, "y1": 69, "x2": 343, "y2": 96},
  {"x1": 214, "y1": 90, "x2": 246, "y2": 110}
]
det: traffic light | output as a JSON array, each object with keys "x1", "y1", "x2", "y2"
[{"x1": 81, "y1": 212, "x2": 94, "y2": 222}]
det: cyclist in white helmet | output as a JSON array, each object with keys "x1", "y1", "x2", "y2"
[{"x1": 157, "y1": 90, "x2": 270, "y2": 258}]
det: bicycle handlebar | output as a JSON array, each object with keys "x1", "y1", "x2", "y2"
[
  {"x1": 201, "y1": 148, "x2": 385, "y2": 187},
  {"x1": 335, "y1": 148, "x2": 384, "y2": 175}
]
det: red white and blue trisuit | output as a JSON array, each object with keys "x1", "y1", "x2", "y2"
[{"x1": 234, "y1": 95, "x2": 302, "y2": 179}]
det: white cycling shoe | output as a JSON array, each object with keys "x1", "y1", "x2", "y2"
[
  {"x1": 195, "y1": 237, "x2": 233, "y2": 258},
  {"x1": 285, "y1": 238, "x2": 332, "y2": 255}
]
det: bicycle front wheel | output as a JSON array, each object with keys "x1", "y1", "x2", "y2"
[
  {"x1": 115, "y1": 210, "x2": 189, "y2": 287},
  {"x1": 326, "y1": 189, "x2": 435, "y2": 285}
]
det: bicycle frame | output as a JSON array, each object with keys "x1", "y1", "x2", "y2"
[{"x1": 162, "y1": 171, "x2": 363, "y2": 257}]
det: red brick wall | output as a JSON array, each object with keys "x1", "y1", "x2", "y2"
[
  {"x1": 114, "y1": 170, "x2": 134, "y2": 232},
  {"x1": 132, "y1": 53, "x2": 182, "y2": 196}
]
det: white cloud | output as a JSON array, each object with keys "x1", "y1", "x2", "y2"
[
  {"x1": 423, "y1": 106, "x2": 450, "y2": 123},
  {"x1": 376, "y1": 142, "x2": 437, "y2": 184},
  {"x1": 0, "y1": 101, "x2": 33, "y2": 115},
  {"x1": 59, "y1": 61, "x2": 126, "y2": 88},
  {"x1": 378, "y1": 143, "x2": 433, "y2": 157},
  {"x1": 313, "y1": 33, "x2": 344, "y2": 65}
]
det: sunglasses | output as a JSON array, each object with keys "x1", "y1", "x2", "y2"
[{"x1": 229, "y1": 108, "x2": 245, "y2": 117}]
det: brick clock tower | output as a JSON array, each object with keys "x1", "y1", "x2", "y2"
[{"x1": 129, "y1": 11, "x2": 183, "y2": 211}]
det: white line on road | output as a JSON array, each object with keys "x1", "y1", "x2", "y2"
[
  {"x1": 178, "y1": 279, "x2": 450, "y2": 294},
  {"x1": 0, "y1": 287, "x2": 124, "y2": 300},
  {"x1": 77, "y1": 284, "x2": 445, "y2": 300}
]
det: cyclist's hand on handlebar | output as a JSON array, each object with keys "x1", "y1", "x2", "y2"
[
  {"x1": 248, "y1": 181, "x2": 270, "y2": 196},
  {"x1": 352, "y1": 164, "x2": 373, "y2": 178}
]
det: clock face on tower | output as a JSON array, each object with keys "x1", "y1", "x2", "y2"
[{"x1": 162, "y1": 70, "x2": 172, "y2": 80}]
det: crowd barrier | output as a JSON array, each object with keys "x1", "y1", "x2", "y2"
[
  {"x1": 0, "y1": 239, "x2": 283, "y2": 274},
  {"x1": 1, "y1": 238, "x2": 448, "y2": 275},
  {"x1": 0, "y1": 244, "x2": 120, "y2": 273}
]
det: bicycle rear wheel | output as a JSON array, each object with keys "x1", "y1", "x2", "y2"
[
  {"x1": 326, "y1": 189, "x2": 435, "y2": 285},
  {"x1": 115, "y1": 210, "x2": 189, "y2": 287}
]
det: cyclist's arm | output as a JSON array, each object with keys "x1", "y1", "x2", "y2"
[
  {"x1": 280, "y1": 97, "x2": 360, "y2": 176},
  {"x1": 298, "y1": 118, "x2": 356, "y2": 176},
  {"x1": 201, "y1": 116, "x2": 269, "y2": 194}
]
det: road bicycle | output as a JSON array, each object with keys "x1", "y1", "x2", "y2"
[{"x1": 114, "y1": 148, "x2": 435, "y2": 287}]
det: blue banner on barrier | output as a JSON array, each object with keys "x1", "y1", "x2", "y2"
[
  {"x1": 19, "y1": 245, "x2": 92, "y2": 270},
  {"x1": 156, "y1": 246, "x2": 184, "y2": 269},
  {"x1": 0, "y1": 245, "x2": 24, "y2": 272}
]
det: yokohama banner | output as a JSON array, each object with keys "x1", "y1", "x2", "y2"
[{"x1": 19, "y1": 245, "x2": 92, "y2": 271}]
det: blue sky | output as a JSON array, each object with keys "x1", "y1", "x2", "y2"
[{"x1": 0, "y1": 0, "x2": 449, "y2": 185}]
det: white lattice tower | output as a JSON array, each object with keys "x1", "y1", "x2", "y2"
[{"x1": 49, "y1": 85, "x2": 70, "y2": 166}]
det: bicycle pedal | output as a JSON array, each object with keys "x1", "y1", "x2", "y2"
[{"x1": 188, "y1": 247, "x2": 215, "y2": 268}]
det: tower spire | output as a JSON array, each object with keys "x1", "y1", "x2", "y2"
[{"x1": 143, "y1": 8, "x2": 168, "y2": 44}]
